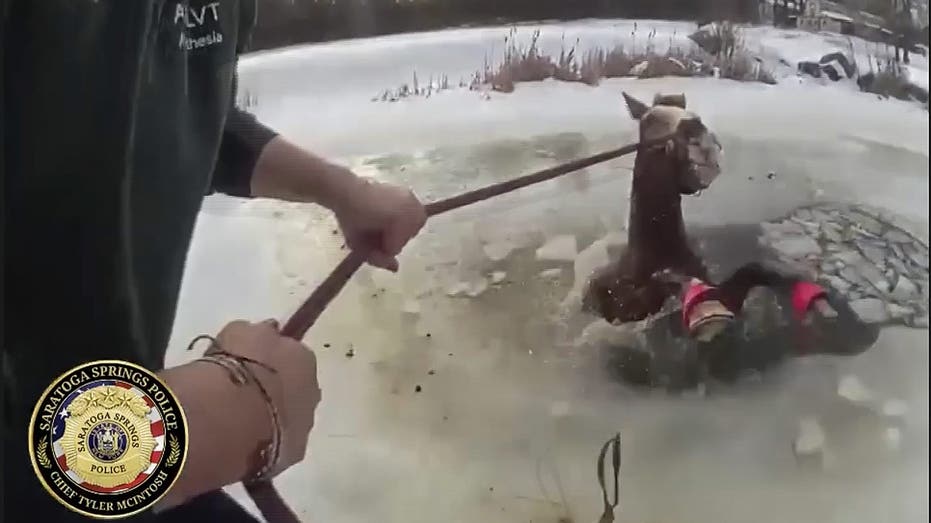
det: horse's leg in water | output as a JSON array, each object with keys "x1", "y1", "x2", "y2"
[
  {"x1": 645, "y1": 254, "x2": 739, "y2": 389},
  {"x1": 585, "y1": 262, "x2": 690, "y2": 388},
  {"x1": 714, "y1": 261, "x2": 880, "y2": 356},
  {"x1": 584, "y1": 248, "x2": 677, "y2": 324},
  {"x1": 584, "y1": 265, "x2": 672, "y2": 324}
]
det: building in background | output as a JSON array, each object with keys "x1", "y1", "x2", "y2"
[{"x1": 799, "y1": 0, "x2": 856, "y2": 33}]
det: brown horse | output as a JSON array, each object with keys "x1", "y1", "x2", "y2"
[{"x1": 582, "y1": 92, "x2": 868, "y2": 350}]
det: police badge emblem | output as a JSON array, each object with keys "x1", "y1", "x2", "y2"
[{"x1": 28, "y1": 360, "x2": 189, "y2": 519}]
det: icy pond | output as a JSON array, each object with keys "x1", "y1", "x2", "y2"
[{"x1": 166, "y1": 20, "x2": 929, "y2": 523}]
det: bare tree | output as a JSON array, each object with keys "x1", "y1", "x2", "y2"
[
  {"x1": 888, "y1": 0, "x2": 916, "y2": 63},
  {"x1": 902, "y1": 0, "x2": 913, "y2": 64}
]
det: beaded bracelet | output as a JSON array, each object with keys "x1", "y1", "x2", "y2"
[{"x1": 187, "y1": 335, "x2": 283, "y2": 484}]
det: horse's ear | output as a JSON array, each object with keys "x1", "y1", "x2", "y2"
[
  {"x1": 622, "y1": 92, "x2": 650, "y2": 120},
  {"x1": 652, "y1": 93, "x2": 687, "y2": 109}
]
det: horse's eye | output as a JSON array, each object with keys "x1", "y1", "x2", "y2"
[{"x1": 678, "y1": 118, "x2": 705, "y2": 137}]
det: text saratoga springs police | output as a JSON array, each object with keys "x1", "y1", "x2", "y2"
[{"x1": 37, "y1": 365, "x2": 181, "y2": 433}]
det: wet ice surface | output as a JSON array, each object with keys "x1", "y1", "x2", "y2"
[
  {"x1": 166, "y1": 130, "x2": 928, "y2": 523},
  {"x1": 166, "y1": 23, "x2": 929, "y2": 523}
]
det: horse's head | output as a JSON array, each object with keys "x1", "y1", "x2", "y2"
[{"x1": 622, "y1": 91, "x2": 723, "y2": 195}]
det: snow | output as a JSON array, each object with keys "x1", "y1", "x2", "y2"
[
  {"x1": 819, "y1": 10, "x2": 855, "y2": 23},
  {"x1": 240, "y1": 18, "x2": 929, "y2": 107},
  {"x1": 170, "y1": 19, "x2": 928, "y2": 523},
  {"x1": 906, "y1": 64, "x2": 930, "y2": 92},
  {"x1": 735, "y1": 25, "x2": 928, "y2": 90},
  {"x1": 238, "y1": 20, "x2": 928, "y2": 171}
]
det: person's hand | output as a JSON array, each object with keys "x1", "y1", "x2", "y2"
[
  {"x1": 214, "y1": 319, "x2": 321, "y2": 478},
  {"x1": 156, "y1": 319, "x2": 321, "y2": 508},
  {"x1": 333, "y1": 176, "x2": 427, "y2": 272},
  {"x1": 247, "y1": 138, "x2": 426, "y2": 270}
]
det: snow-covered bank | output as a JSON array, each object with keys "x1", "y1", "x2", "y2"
[
  {"x1": 238, "y1": 20, "x2": 928, "y2": 159},
  {"x1": 239, "y1": 19, "x2": 929, "y2": 109},
  {"x1": 168, "y1": 19, "x2": 929, "y2": 523}
]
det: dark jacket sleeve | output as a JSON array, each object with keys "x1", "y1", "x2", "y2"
[
  {"x1": 210, "y1": 0, "x2": 277, "y2": 198},
  {"x1": 209, "y1": 80, "x2": 278, "y2": 197}
]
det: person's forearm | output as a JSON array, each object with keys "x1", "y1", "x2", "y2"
[
  {"x1": 153, "y1": 361, "x2": 272, "y2": 510},
  {"x1": 250, "y1": 135, "x2": 364, "y2": 213},
  {"x1": 211, "y1": 108, "x2": 279, "y2": 198}
]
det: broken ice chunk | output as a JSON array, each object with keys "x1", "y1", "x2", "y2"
[
  {"x1": 881, "y1": 399, "x2": 909, "y2": 418},
  {"x1": 884, "y1": 229, "x2": 913, "y2": 243},
  {"x1": 833, "y1": 249, "x2": 865, "y2": 265},
  {"x1": 572, "y1": 319, "x2": 639, "y2": 350},
  {"x1": 770, "y1": 236, "x2": 821, "y2": 258},
  {"x1": 489, "y1": 271, "x2": 507, "y2": 284},
  {"x1": 839, "y1": 266, "x2": 864, "y2": 287},
  {"x1": 856, "y1": 241, "x2": 886, "y2": 267},
  {"x1": 401, "y1": 299, "x2": 422, "y2": 315},
  {"x1": 791, "y1": 217, "x2": 820, "y2": 234},
  {"x1": 850, "y1": 211, "x2": 883, "y2": 235},
  {"x1": 888, "y1": 255, "x2": 910, "y2": 279},
  {"x1": 536, "y1": 235, "x2": 578, "y2": 262},
  {"x1": 837, "y1": 374, "x2": 873, "y2": 404},
  {"x1": 794, "y1": 208, "x2": 814, "y2": 221},
  {"x1": 602, "y1": 232, "x2": 627, "y2": 248},
  {"x1": 823, "y1": 226, "x2": 843, "y2": 243},
  {"x1": 761, "y1": 220, "x2": 805, "y2": 238},
  {"x1": 854, "y1": 261, "x2": 888, "y2": 292},
  {"x1": 573, "y1": 238, "x2": 611, "y2": 281},
  {"x1": 465, "y1": 278, "x2": 489, "y2": 297},
  {"x1": 883, "y1": 427, "x2": 902, "y2": 451},
  {"x1": 483, "y1": 241, "x2": 516, "y2": 261},
  {"x1": 539, "y1": 268, "x2": 563, "y2": 279},
  {"x1": 445, "y1": 281, "x2": 471, "y2": 297},
  {"x1": 793, "y1": 417, "x2": 826, "y2": 457},
  {"x1": 890, "y1": 274, "x2": 919, "y2": 301},
  {"x1": 823, "y1": 275, "x2": 851, "y2": 293},
  {"x1": 886, "y1": 302, "x2": 914, "y2": 320},
  {"x1": 849, "y1": 298, "x2": 890, "y2": 323},
  {"x1": 809, "y1": 208, "x2": 831, "y2": 223},
  {"x1": 562, "y1": 237, "x2": 613, "y2": 308},
  {"x1": 446, "y1": 277, "x2": 490, "y2": 298},
  {"x1": 903, "y1": 245, "x2": 929, "y2": 269}
]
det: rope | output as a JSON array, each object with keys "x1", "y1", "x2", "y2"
[
  {"x1": 244, "y1": 134, "x2": 665, "y2": 523},
  {"x1": 596, "y1": 433, "x2": 622, "y2": 523}
]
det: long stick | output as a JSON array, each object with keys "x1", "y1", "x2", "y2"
[
  {"x1": 280, "y1": 137, "x2": 657, "y2": 339},
  {"x1": 244, "y1": 135, "x2": 659, "y2": 523}
]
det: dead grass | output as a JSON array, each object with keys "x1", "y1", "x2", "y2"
[
  {"x1": 238, "y1": 89, "x2": 260, "y2": 110},
  {"x1": 693, "y1": 21, "x2": 776, "y2": 84},
  {"x1": 859, "y1": 55, "x2": 929, "y2": 103},
  {"x1": 374, "y1": 23, "x2": 776, "y2": 102}
]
